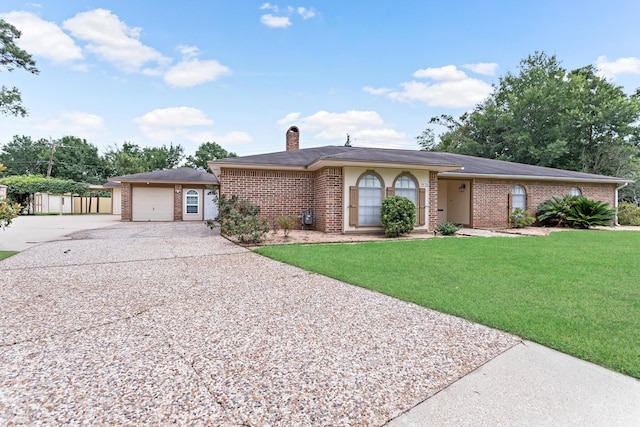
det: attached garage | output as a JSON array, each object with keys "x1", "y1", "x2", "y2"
[
  {"x1": 108, "y1": 168, "x2": 219, "y2": 222},
  {"x1": 132, "y1": 187, "x2": 174, "y2": 221}
]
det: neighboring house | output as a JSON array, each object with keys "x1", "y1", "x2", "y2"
[
  {"x1": 103, "y1": 181, "x2": 122, "y2": 216},
  {"x1": 108, "y1": 168, "x2": 219, "y2": 221},
  {"x1": 208, "y1": 126, "x2": 631, "y2": 233},
  {"x1": 33, "y1": 185, "x2": 113, "y2": 214}
]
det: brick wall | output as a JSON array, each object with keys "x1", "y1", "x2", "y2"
[
  {"x1": 472, "y1": 179, "x2": 617, "y2": 228},
  {"x1": 174, "y1": 184, "x2": 182, "y2": 220},
  {"x1": 220, "y1": 169, "x2": 315, "y2": 229},
  {"x1": 428, "y1": 172, "x2": 438, "y2": 230},
  {"x1": 313, "y1": 167, "x2": 343, "y2": 233},
  {"x1": 121, "y1": 182, "x2": 131, "y2": 221}
]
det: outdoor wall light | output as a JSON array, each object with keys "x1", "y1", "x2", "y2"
[{"x1": 459, "y1": 183, "x2": 466, "y2": 192}]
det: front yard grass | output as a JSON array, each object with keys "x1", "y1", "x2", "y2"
[
  {"x1": 0, "y1": 251, "x2": 19, "y2": 260},
  {"x1": 255, "y1": 230, "x2": 640, "y2": 378}
]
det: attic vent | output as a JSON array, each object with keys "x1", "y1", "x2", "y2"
[{"x1": 286, "y1": 126, "x2": 299, "y2": 151}]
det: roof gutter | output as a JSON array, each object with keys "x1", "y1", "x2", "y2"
[
  {"x1": 440, "y1": 172, "x2": 632, "y2": 184},
  {"x1": 614, "y1": 182, "x2": 629, "y2": 226}
]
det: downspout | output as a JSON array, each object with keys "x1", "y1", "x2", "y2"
[{"x1": 614, "y1": 182, "x2": 628, "y2": 226}]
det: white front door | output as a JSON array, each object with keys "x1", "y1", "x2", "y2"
[{"x1": 203, "y1": 188, "x2": 218, "y2": 220}]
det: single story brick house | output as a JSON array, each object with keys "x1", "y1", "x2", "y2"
[
  {"x1": 108, "y1": 168, "x2": 219, "y2": 221},
  {"x1": 208, "y1": 126, "x2": 631, "y2": 233}
]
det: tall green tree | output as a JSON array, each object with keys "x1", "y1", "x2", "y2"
[
  {"x1": 422, "y1": 52, "x2": 640, "y2": 181},
  {"x1": 103, "y1": 142, "x2": 186, "y2": 176},
  {"x1": 103, "y1": 142, "x2": 148, "y2": 176},
  {"x1": 185, "y1": 141, "x2": 237, "y2": 170},
  {"x1": 0, "y1": 135, "x2": 48, "y2": 175},
  {"x1": 143, "y1": 143, "x2": 184, "y2": 171},
  {"x1": 1, "y1": 19, "x2": 39, "y2": 116},
  {"x1": 50, "y1": 136, "x2": 106, "y2": 184}
]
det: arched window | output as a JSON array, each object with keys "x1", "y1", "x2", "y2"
[
  {"x1": 511, "y1": 185, "x2": 526, "y2": 212},
  {"x1": 185, "y1": 189, "x2": 199, "y2": 214},
  {"x1": 394, "y1": 174, "x2": 418, "y2": 206},
  {"x1": 569, "y1": 187, "x2": 582, "y2": 197},
  {"x1": 358, "y1": 173, "x2": 383, "y2": 225}
]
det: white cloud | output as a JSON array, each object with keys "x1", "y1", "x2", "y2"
[
  {"x1": 286, "y1": 110, "x2": 411, "y2": 148},
  {"x1": 388, "y1": 79, "x2": 492, "y2": 108},
  {"x1": 463, "y1": 62, "x2": 499, "y2": 76},
  {"x1": 363, "y1": 86, "x2": 392, "y2": 95},
  {"x1": 134, "y1": 107, "x2": 214, "y2": 128},
  {"x1": 297, "y1": 7, "x2": 316, "y2": 19},
  {"x1": 277, "y1": 112, "x2": 301, "y2": 124},
  {"x1": 259, "y1": 4, "x2": 316, "y2": 27},
  {"x1": 414, "y1": 65, "x2": 467, "y2": 81},
  {"x1": 260, "y1": 3, "x2": 277, "y2": 11},
  {"x1": 1, "y1": 11, "x2": 83, "y2": 63},
  {"x1": 367, "y1": 64, "x2": 493, "y2": 108},
  {"x1": 164, "y1": 58, "x2": 231, "y2": 87},
  {"x1": 596, "y1": 56, "x2": 640, "y2": 79},
  {"x1": 34, "y1": 111, "x2": 105, "y2": 136},
  {"x1": 134, "y1": 107, "x2": 216, "y2": 142},
  {"x1": 215, "y1": 131, "x2": 253, "y2": 146},
  {"x1": 63, "y1": 8, "x2": 169, "y2": 72},
  {"x1": 260, "y1": 14, "x2": 292, "y2": 28}
]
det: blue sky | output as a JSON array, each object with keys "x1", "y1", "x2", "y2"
[{"x1": 2, "y1": 1, "x2": 640, "y2": 158}]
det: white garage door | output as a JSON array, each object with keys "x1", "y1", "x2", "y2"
[{"x1": 132, "y1": 187, "x2": 174, "y2": 221}]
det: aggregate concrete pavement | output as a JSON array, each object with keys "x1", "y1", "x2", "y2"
[
  {"x1": 1, "y1": 219, "x2": 639, "y2": 425},
  {"x1": 1, "y1": 221, "x2": 519, "y2": 425}
]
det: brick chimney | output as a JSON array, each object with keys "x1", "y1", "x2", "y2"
[{"x1": 286, "y1": 126, "x2": 299, "y2": 151}]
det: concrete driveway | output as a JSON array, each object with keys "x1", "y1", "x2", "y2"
[
  {"x1": 0, "y1": 214, "x2": 119, "y2": 251},
  {"x1": 1, "y1": 219, "x2": 639, "y2": 425}
]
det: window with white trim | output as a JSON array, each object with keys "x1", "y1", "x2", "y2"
[
  {"x1": 358, "y1": 173, "x2": 383, "y2": 225},
  {"x1": 511, "y1": 185, "x2": 526, "y2": 212},
  {"x1": 185, "y1": 189, "x2": 199, "y2": 214}
]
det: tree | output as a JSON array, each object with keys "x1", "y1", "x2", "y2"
[
  {"x1": 185, "y1": 142, "x2": 237, "y2": 170},
  {"x1": 103, "y1": 142, "x2": 186, "y2": 176},
  {"x1": 49, "y1": 136, "x2": 107, "y2": 184},
  {"x1": 143, "y1": 143, "x2": 184, "y2": 171},
  {"x1": 1, "y1": 19, "x2": 39, "y2": 116},
  {"x1": 422, "y1": 52, "x2": 640, "y2": 179},
  {"x1": 0, "y1": 135, "x2": 48, "y2": 176},
  {"x1": 0, "y1": 174, "x2": 88, "y2": 210},
  {"x1": 103, "y1": 142, "x2": 148, "y2": 176}
]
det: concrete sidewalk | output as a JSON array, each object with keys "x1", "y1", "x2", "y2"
[
  {"x1": 0, "y1": 214, "x2": 119, "y2": 251},
  {"x1": 388, "y1": 340, "x2": 640, "y2": 426}
]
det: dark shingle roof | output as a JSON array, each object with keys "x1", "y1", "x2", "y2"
[
  {"x1": 211, "y1": 146, "x2": 628, "y2": 182},
  {"x1": 109, "y1": 167, "x2": 219, "y2": 184}
]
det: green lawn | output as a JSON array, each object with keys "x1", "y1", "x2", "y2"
[
  {"x1": 0, "y1": 251, "x2": 19, "y2": 261},
  {"x1": 255, "y1": 231, "x2": 640, "y2": 378}
]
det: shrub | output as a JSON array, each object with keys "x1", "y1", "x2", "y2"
[
  {"x1": 536, "y1": 195, "x2": 580, "y2": 227},
  {"x1": 0, "y1": 198, "x2": 21, "y2": 230},
  {"x1": 436, "y1": 222, "x2": 459, "y2": 236},
  {"x1": 537, "y1": 195, "x2": 615, "y2": 229},
  {"x1": 566, "y1": 197, "x2": 615, "y2": 228},
  {"x1": 618, "y1": 202, "x2": 640, "y2": 226},
  {"x1": 275, "y1": 215, "x2": 296, "y2": 236},
  {"x1": 381, "y1": 196, "x2": 416, "y2": 237},
  {"x1": 209, "y1": 194, "x2": 269, "y2": 243},
  {"x1": 509, "y1": 208, "x2": 535, "y2": 228}
]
